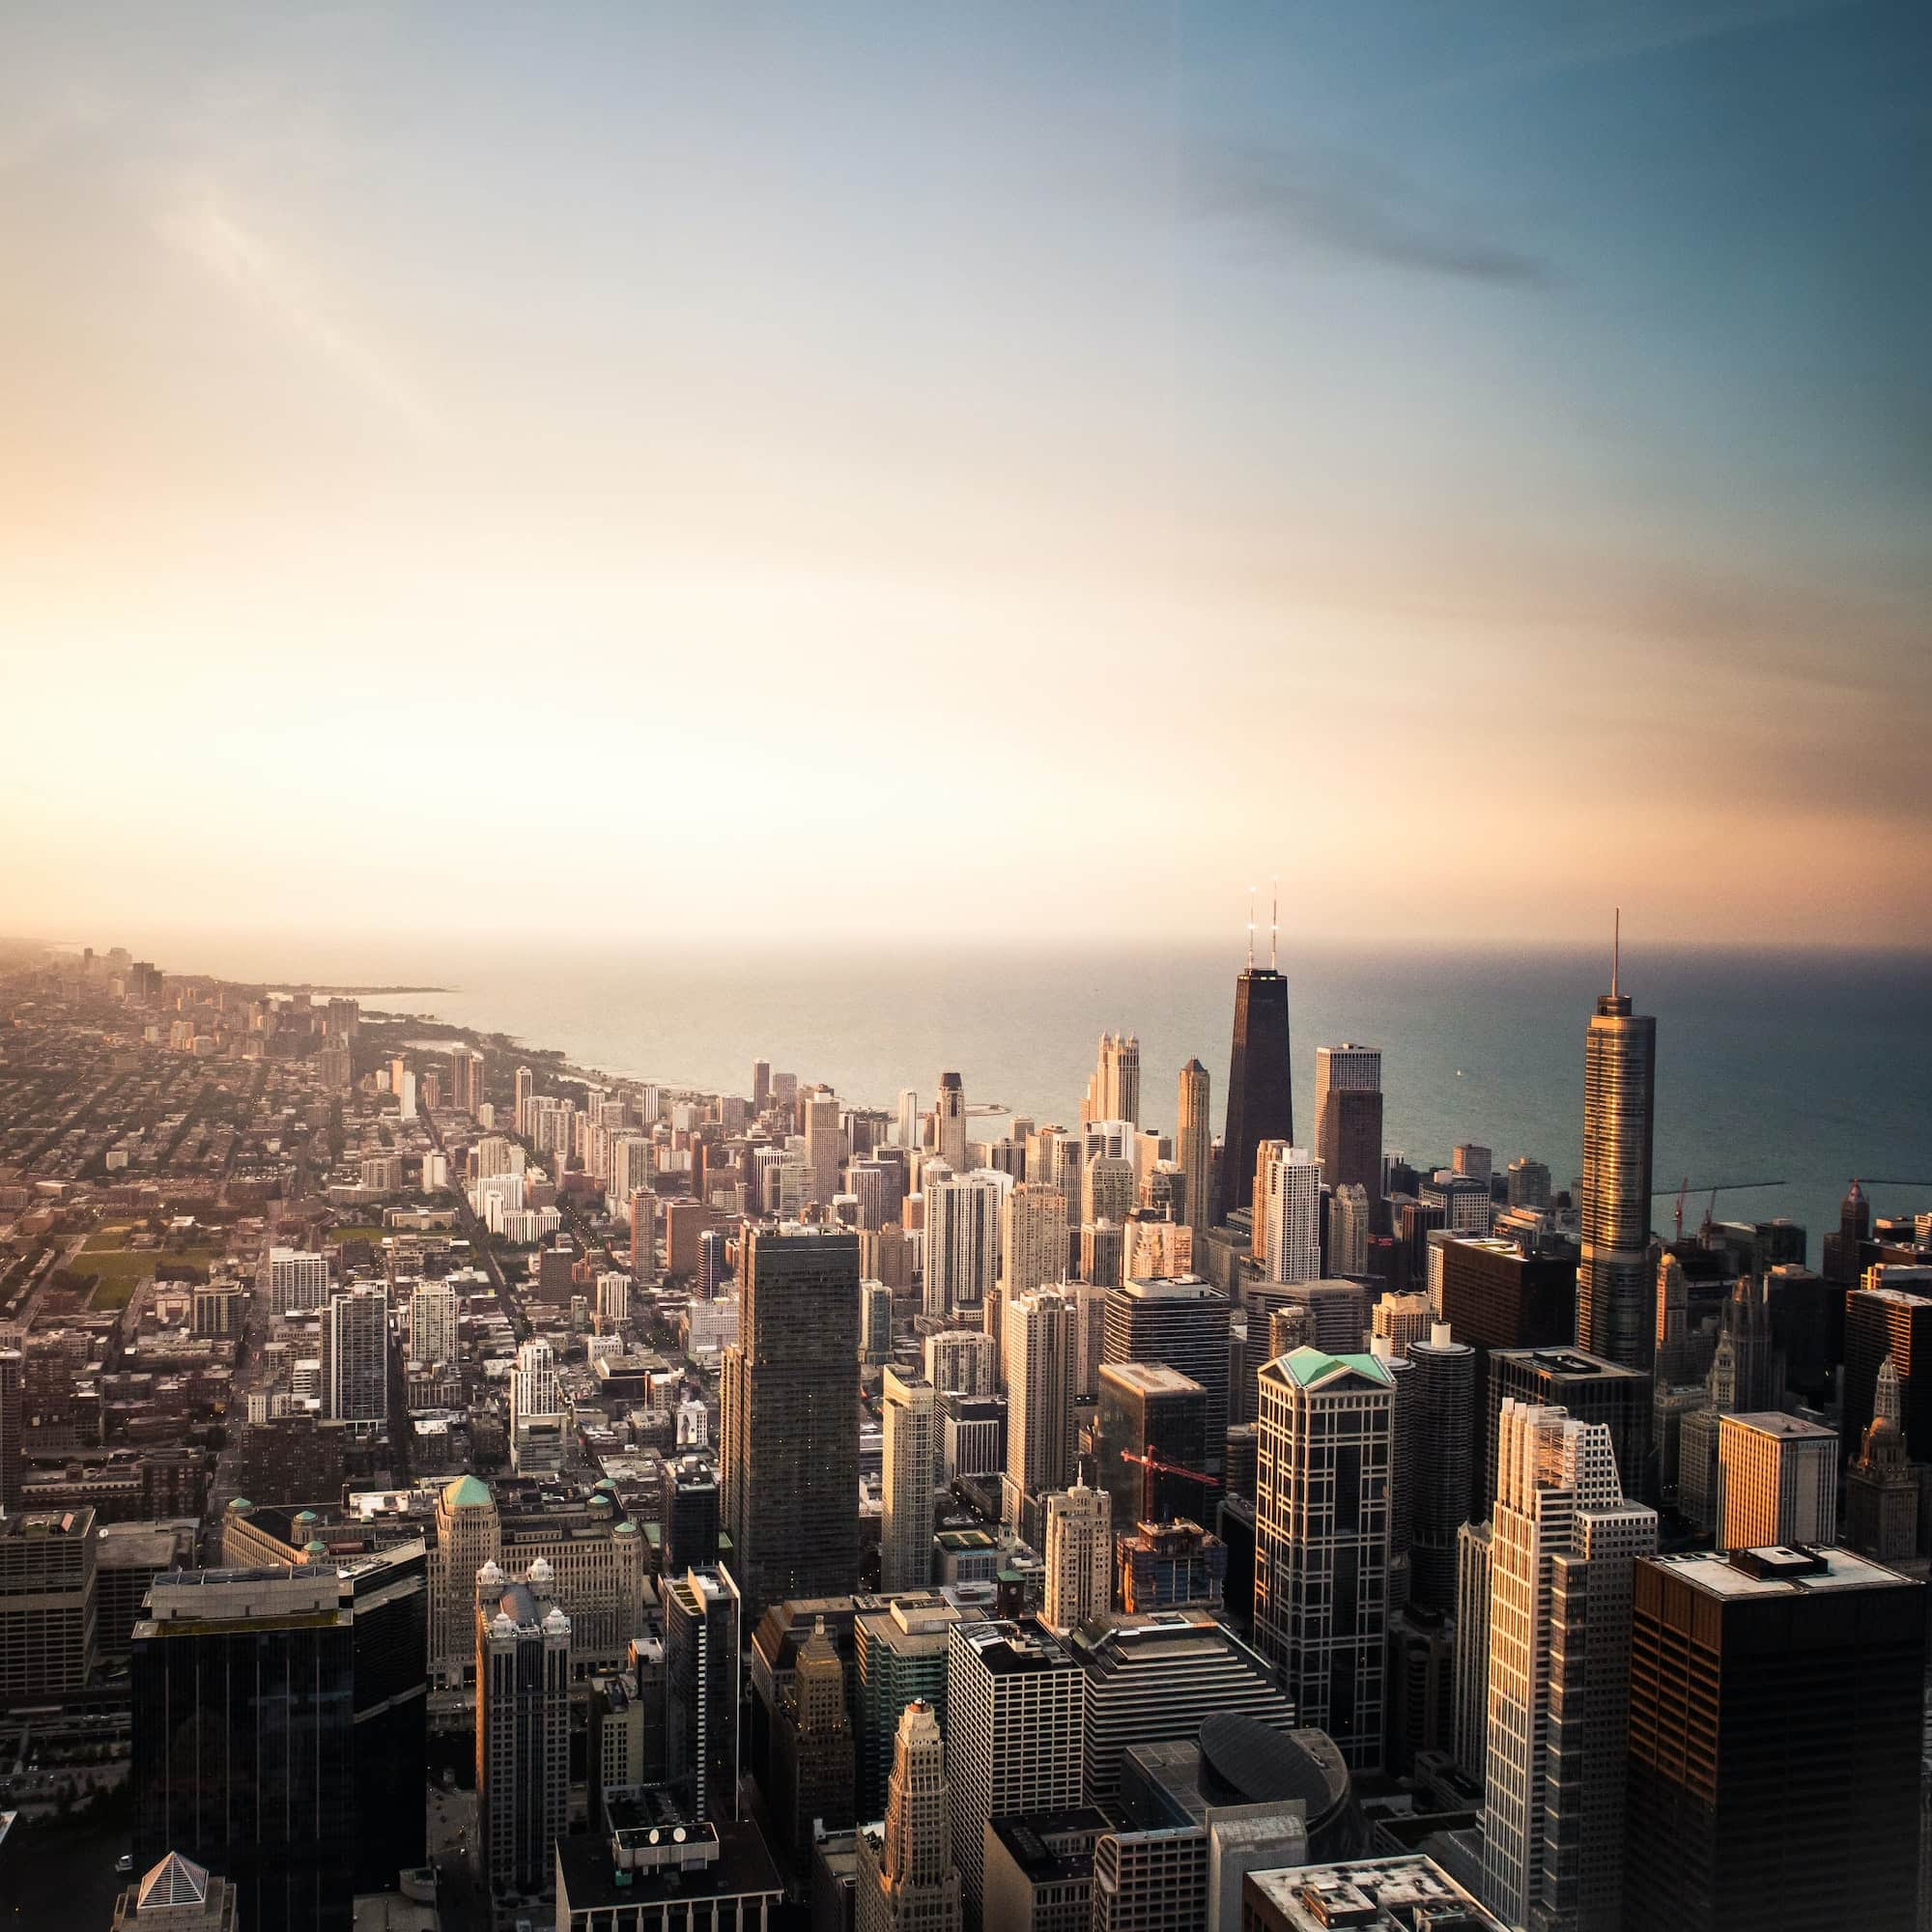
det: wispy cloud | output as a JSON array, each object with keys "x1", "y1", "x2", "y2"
[
  {"x1": 1187, "y1": 140, "x2": 1553, "y2": 287},
  {"x1": 155, "y1": 188, "x2": 437, "y2": 434}
]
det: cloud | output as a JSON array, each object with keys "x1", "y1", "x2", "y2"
[
  {"x1": 155, "y1": 189, "x2": 437, "y2": 434},
  {"x1": 1186, "y1": 140, "x2": 1553, "y2": 287}
]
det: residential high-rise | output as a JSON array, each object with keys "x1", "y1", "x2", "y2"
[
  {"x1": 410, "y1": 1281, "x2": 457, "y2": 1367},
  {"x1": 1506, "y1": 1157, "x2": 1552, "y2": 1209},
  {"x1": 1176, "y1": 1059, "x2": 1212, "y2": 1238},
  {"x1": 1625, "y1": 1547, "x2": 1925, "y2": 1932},
  {"x1": 1003, "y1": 1289, "x2": 1079, "y2": 1546},
  {"x1": 882, "y1": 1370, "x2": 939, "y2": 1594},
  {"x1": 935, "y1": 1072, "x2": 968, "y2": 1172},
  {"x1": 1042, "y1": 1481, "x2": 1112, "y2": 1631},
  {"x1": 1002, "y1": 1180, "x2": 1069, "y2": 1299},
  {"x1": 926, "y1": 1168, "x2": 1009, "y2": 1318},
  {"x1": 1405, "y1": 1323, "x2": 1476, "y2": 1617},
  {"x1": 1314, "y1": 1044, "x2": 1383, "y2": 1202},
  {"x1": 925, "y1": 1328, "x2": 997, "y2": 1399},
  {"x1": 1102, "y1": 1275, "x2": 1232, "y2": 1482},
  {"x1": 1480, "y1": 1401, "x2": 1657, "y2": 1932},
  {"x1": 946, "y1": 1619, "x2": 1087, "y2": 1931},
  {"x1": 1453, "y1": 1520, "x2": 1492, "y2": 1784},
  {"x1": 1083, "y1": 1154, "x2": 1137, "y2": 1229},
  {"x1": 1486, "y1": 1346, "x2": 1651, "y2": 1517},
  {"x1": 1253, "y1": 1347, "x2": 1393, "y2": 1772},
  {"x1": 1715, "y1": 1411, "x2": 1837, "y2": 1551},
  {"x1": 321, "y1": 1285, "x2": 388, "y2": 1425},
  {"x1": 856, "y1": 1698, "x2": 963, "y2": 1932},
  {"x1": 476, "y1": 1558, "x2": 571, "y2": 1898},
  {"x1": 1258, "y1": 1147, "x2": 1323, "y2": 1285},
  {"x1": 1084, "y1": 1032, "x2": 1142, "y2": 1128},
  {"x1": 1329, "y1": 1183, "x2": 1372, "y2": 1277},
  {"x1": 0, "y1": 1349, "x2": 21, "y2": 1510},
  {"x1": 1576, "y1": 957, "x2": 1657, "y2": 1367},
  {"x1": 1221, "y1": 949, "x2": 1293, "y2": 1224},
  {"x1": 896, "y1": 1088, "x2": 920, "y2": 1150},
  {"x1": 663, "y1": 1565, "x2": 742, "y2": 1822},
  {"x1": 721, "y1": 1225, "x2": 861, "y2": 1623}
]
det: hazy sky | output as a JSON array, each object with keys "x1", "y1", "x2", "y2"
[{"x1": 3, "y1": 1, "x2": 1928, "y2": 952}]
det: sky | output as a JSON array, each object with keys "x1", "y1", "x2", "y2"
[{"x1": 2, "y1": 0, "x2": 1928, "y2": 953}]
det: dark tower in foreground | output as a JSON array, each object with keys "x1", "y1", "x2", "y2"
[
  {"x1": 1624, "y1": 1546, "x2": 1924, "y2": 1932},
  {"x1": 1576, "y1": 918, "x2": 1656, "y2": 1368},
  {"x1": 1221, "y1": 894, "x2": 1293, "y2": 1223}
]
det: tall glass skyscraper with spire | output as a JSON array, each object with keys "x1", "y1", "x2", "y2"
[{"x1": 1577, "y1": 927, "x2": 1657, "y2": 1368}]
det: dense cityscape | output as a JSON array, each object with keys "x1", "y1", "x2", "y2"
[{"x1": 0, "y1": 933, "x2": 1924, "y2": 1931}]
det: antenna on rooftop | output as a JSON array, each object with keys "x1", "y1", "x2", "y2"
[
  {"x1": 1270, "y1": 874, "x2": 1279, "y2": 971},
  {"x1": 1246, "y1": 886, "x2": 1256, "y2": 971},
  {"x1": 1612, "y1": 906, "x2": 1621, "y2": 999}
]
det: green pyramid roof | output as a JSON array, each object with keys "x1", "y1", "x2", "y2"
[
  {"x1": 1271, "y1": 1344, "x2": 1394, "y2": 1389},
  {"x1": 441, "y1": 1474, "x2": 493, "y2": 1510}
]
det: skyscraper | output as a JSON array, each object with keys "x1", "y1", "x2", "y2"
[
  {"x1": 1, "y1": 1349, "x2": 25, "y2": 1510},
  {"x1": 1083, "y1": 1032, "x2": 1142, "y2": 1128},
  {"x1": 1846, "y1": 1357, "x2": 1921, "y2": 1562},
  {"x1": 1043, "y1": 1481, "x2": 1112, "y2": 1631},
  {"x1": 1002, "y1": 1289, "x2": 1079, "y2": 1546},
  {"x1": 1404, "y1": 1323, "x2": 1476, "y2": 1617},
  {"x1": 1253, "y1": 1346, "x2": 1392, "y2": 1772},
  {"x1": 1625, "y1": 1547, "x2": 1925, "y2": 1932},
  {"x1": 720, "y1": 1224, "x2": 861, "y2": 1622},
  {"x1": 1576, "y1": 948, "x2": 1657, "y2": 1367},
  {"x1": 1221, "y1": 939, "x2": 1293, "y2": 1224},
  {"x1": 1102, "y1": 1275, "x2": 1231, "y2": 1481},
  {"x1": 1714, "y1": 1412, "x2": 1837, "y2": 1552},
  {"x1": 804, "y1": 1086, "x2": 848, "y2": 1211},
  {"x1": 946, "y1": 1619, "x2": 1087, "y2": 1931},
  {"x1": 856, "y1": 1698, "x2": 963, "y2": 1932},
  {"x1": 663, "y1": 1565, "x2": 742, "y2": 1822},
  {"x1": 882, "y1": 1369, "x2": 938, "y2": 1594},
  {"x1": 1258, "y1": 1147, "x2": 1322, "y2": 1285},
  {"x1": 1175, "y1": 1059, "x2": 1212, "y2": 1237},
  {"x1": 1480, "y1": 1401, "x2": 1657, "y2": 1932},
  {"x1": 1314, "y1": 1044, "x2": 1383, "y2": 1201},
  {"x1": 1844, "y1": 1281, "x2": 1932, "y2": 1462},
  {"x1": 1001, "y1": 1180, "x2": 1070, "y2": 1299},
  {"x1": 925, "y1": 1168, "x2": 1009, "y2": 1318},
  {"x1": 476, "y1": 1558, "x2": 571, "y2": 1899},
  {"x1": 1329, "y1": 1182, "x2": 1372, "y2": 1276},
  {"x1": 132, "y1": 1566, "x2": 358, "y2": 1931},
  {"x1": 896, "y1": 1088, "x2": 920, "y2": 1150},
  {"x1": 320, "y1": 1285, "x2": 388, "y2": 1425},
  {"x1": 1095, "y1": 1362, "x2": 1211, "y2": 1536},
  {"x1": 935, "y1": 1072, "x2": 968, "y2": 1172}
]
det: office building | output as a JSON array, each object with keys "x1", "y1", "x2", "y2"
[
  {"x1": 1845, "y1": 1283, "x2": 1932, "y2": 1463},
  {"x1": 1068, "y1": 1609, "x2": 1293, "y2": 1806},
  {"x1": 0, "y1": 1507, "x2": 97, "y2": 1697},
  {"x1": 946, "y1": 1619, "x2": 1088, "y2": 1931},
  {"x1": 1102, "y1": 1276, "x2": 1232, "y2": 1480},
  {"x1": 1403, "y1": 1324, "x2": 1475, "y2": 1617},
  {"x1": 804, "y1": 1086, "x2": 848, "y2": 1210},
  {"x1": 663, "y1": 1564, "x2": 741, "y2": 1824},
  {"x1": 1003, "y1": 1289, "x2": 1079, "y2": 1546},
  {"x1": 110, "y1": 1854, "x2": 240, "y2": 1932},
  {"x1": 1576, "y1": 963, "x2": 1656, "y2": 1367},
  {"x1": 1480, "y1": 1401, "x2": 1657, "y2": 1932},
  {"x1": 1177, "y1": 1059, "x2": 1213, "y2": 1238},
  {"x1": 926, "y1": 1169, "x2": 1009, "y2": 1318},
  {"x1": 133, "y1": 1567, "x2": 364, "y2": 1930},
  {"x1": 474, "y1": 1558, "x2": 570, "y2": 1898},
  {"x1": 856, "y1": 1697, "x2": 963, "y2": 1932},
  {"x1": 855, "y1": 1594, "x2": 965, "y2": 1821},
  {"x1": 935, "y1": 1072, "x2": 968, "y2": 1172},
  {"x1": 1715, "y1": 1411, "x2": 1837, "y2": 1551},
  {"x1": 1626, "y1": 1547, "x2": 1925, "y2": 1932},
  {"x1": 981, "y1": 1810, "x2": 1106, "y2": 1932},
  {"x1": 554, "y1": 1812, "x2": 783, "y2": 1931},
  {"x1": 883, "y1": 1370, "x2": 939, "y2": 1593},
  {"x1": 321, "y1": 1285, "x2": 388, "y2": 1426},
  {"x1": 1221, "y1": 951, "x2": 1293, "y2": 1223},
  {"x1": 1042, "y1": 1481, "x2": 1111, "y2": 1631},
  {"x1": 1243, "y1": 1856, "x2": 1510, "y2": 1932},
  {"x1": 1253, "y1": 1348, "x2": 1392, "y2": 1772},
  {"x1": 1486, "y1": 1347, "x2": 1651, "y2": 1515},
  {"x1": 1096, "y1": 1363, "x2": 1212, "y2": 1545},
  {"x1": 1118, "y1": 1520, "x2": 1227, "y2": 1614},
  {"x1": 770, "y1": 1615, "x2": 857, "y2": 1881},
  {"x1": 1314, "y1": 1044, "x2": 1384, "y2": 1202},
  {"x1": 721, "y1": 1224, "x2": 861, "y2": 1622},
  {"x1": 1453, "y1": 1520, "x2": 1492, "y2": 1784}
]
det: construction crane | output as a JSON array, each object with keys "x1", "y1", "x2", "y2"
[
  {"x1": 1118, "y1": 1446, "x2": 1218, "y2": 1524},
  {"x1": 1673, "y1": 1176, "x2": 1690, "y2": 1242}
]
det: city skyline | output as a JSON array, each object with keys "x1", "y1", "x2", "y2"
[{"x1": 5, "y1": 1, "x2": 1931, "y2": 948}]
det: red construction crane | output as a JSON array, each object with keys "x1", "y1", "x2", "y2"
[
  {"x1": 1673, "y1": 1176, "x2": 1690, "y2": 1242},
  {"x1": 1118, "y1": 1445, "x2": 1218, "y2": 1523}
]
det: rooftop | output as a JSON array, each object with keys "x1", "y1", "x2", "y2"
[
  {"x1": 1652, "y1": 1546, "x2": 1917, "y2": 1600},
  {"x1": 1719, "y1": 1411, "x2": 1838, "y2": 1442},
  {"x1": 986, "y1": 1808, "x2": 1108, "y2": 1883},
  {"x1": 1244, "y1": 1853, "x2": 1507, "y2": 1931},
  {"x1": 1099, "y1": 1362, "x2": 1207, "y2": 1397}
]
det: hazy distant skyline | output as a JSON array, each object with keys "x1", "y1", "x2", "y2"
[{"x1": 4, "y1": 2, "x2": 1928, "y2": 948}]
